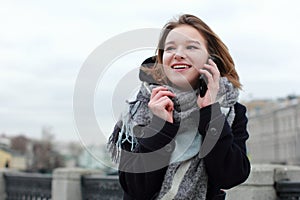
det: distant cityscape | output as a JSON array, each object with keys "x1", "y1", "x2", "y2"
[
  {"x1": 1, "y1": 94, "x2": 300, "y2": 173},
  {"x1": 0, "y1": 128, "x2": 114, "y2": 174}
]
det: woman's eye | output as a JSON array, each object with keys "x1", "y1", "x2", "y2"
[
  {"x1": 165, "y1": 46, "x2": 175, "y2": 51},
  {"x1": 187, "y1": 45, "x2": 198, "y2": 50}
]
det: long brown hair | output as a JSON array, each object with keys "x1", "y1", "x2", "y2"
[{"x1": 149, "y1": 14, "x2": 242, "y2": 89}]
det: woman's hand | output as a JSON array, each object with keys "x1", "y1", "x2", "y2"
[
  {"x1": 148, "y1": 86, "x2": 175, "y2": 123},
  {"x1": 197, "y1": 58, "x2": 220, "y2": 108}
]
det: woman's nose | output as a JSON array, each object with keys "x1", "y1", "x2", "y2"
[{"x1": 174, "y1": 48, "x2": 186, "y2": 60}]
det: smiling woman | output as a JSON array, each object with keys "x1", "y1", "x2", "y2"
[{"x1": 108, "y1": 14, "x2": 250, "y2": 200}]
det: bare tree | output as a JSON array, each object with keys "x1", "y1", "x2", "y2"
[
  {"x1": 10, "y1": 135, "x2": 28, "y2": 154},
  {"x1": 27, "y1": 127, "x2": 65, "y2": 173},
  {"x1": 30, "y1": 141, "x2": 65, "y2": 173}
]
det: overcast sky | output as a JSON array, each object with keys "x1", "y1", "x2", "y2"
[{"x1": 1, "y1": 0, "x2": 300, "y2": 144}]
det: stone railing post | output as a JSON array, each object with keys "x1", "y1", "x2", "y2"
[
  {"x1": 274, "y1": 165, "x2": 300, "y2": 182},
  {"x1": 0, "y1": 169, "x2": 7, "y2": 200},
  {"x1": 0, "y1": 169, "x2": 17, "y2": 200},
  {"x1": 52, "y1": 168, "x2": 93, "y2": 200}
]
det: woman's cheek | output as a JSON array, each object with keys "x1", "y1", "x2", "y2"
[{"x1": 162, "y1": 53, "x2": 172, "y2": 65}]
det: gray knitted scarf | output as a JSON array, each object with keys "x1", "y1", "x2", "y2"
[{"x1": 108, "y1": 77, "x2": 239, "y2": 200}]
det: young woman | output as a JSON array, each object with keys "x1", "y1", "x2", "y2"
[{"x1": 108, "y1": 14, "x2": 250, "y2": 200}]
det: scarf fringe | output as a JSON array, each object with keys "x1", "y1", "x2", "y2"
[
  {"x1": 107, "y1": 120, "x2": 122, "y2": 163},
  {"x1": 107, "y1": 104, "x2": 139, "y2": 163}
]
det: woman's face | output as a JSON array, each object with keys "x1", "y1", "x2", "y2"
[{"x1": 162, "y1": 24, "x2": 209, "y2": 90}]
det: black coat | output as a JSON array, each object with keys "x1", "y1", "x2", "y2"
[{"x1": 117, "y1": 102, "x2": 251, "y2": 200}]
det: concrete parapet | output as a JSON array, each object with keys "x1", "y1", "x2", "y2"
[{"x1": 226, "y1": 164, "x2": 300, "y2": 200}]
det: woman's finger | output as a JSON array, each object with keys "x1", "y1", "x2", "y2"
[
  {"x1": 148, "y1": 96, "x2": 174, "y2": 122},
  {"x1": 155, "y1": 96, "x2": 174, "y2": 109},
  {"x1": 151, "y1": 89, "x2": 175, "y2": 102},
  {"x1": 150, "y1": 86, "x2": 168, "y2": 99},
  {"x1": 203, "y1": 61, "x2": 220, "y2": 77},
  {"x1": 149, "y1": 96, "x2": 174, "y2": 110}
]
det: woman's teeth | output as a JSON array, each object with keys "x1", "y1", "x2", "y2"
[{"x1": 172, "y1": 65, "x2": 190, "y2": 69}]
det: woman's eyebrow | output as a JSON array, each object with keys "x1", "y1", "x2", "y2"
[
  {"x1": 165, "y1": 41, "x2": 175, "y2": 46},
  {"x1": 186, "y1": 40, "x2": 201, "y2": 45},
  {"x1": 165, "y1": 40, "x2": 202, "y2": 46}
]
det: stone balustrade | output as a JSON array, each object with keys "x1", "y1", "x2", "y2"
[{"x1": 0, "y1": 164, "x2": 300, "y2": 200}]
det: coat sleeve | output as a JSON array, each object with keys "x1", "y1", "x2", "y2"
[
  {"x1": 198, "y1": 102, "x2": 251, "y2": 189},
  {"x1": 118, "y1": 115, "x2": 179, "y2": 200}
]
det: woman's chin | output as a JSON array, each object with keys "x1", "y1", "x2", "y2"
[{"x1": 169, "y1": 80, "x2": 196, "y2": 91}]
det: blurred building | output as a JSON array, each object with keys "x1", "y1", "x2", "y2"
[
  {"x1": 244, "y1": 95, "x2": 300, "y2": 165},
  {"x1": 0, "y1": 147, "x2": 26, "y2": 170},
  {"x1": 0, "y1": 148, "x2": 11, "y2": 168}
]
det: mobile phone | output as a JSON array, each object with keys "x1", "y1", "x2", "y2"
[
  {"x1": 197, "y1": 57, "x2": 211, "y2": 97},
  {"x1": 197, "y1": 74, "x2": 208, "y2": 97},
  {"x1": 197, "y1": 55, "x2": 225, "y2": 97}
]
